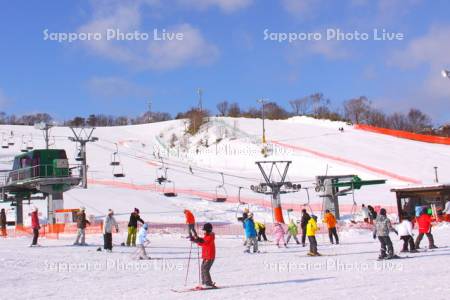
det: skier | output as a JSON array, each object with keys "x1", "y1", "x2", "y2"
[
  {"x1": 300, "y1": 209, "x2": 311, "y2": 247},
  {"x1": 306, "y1": 215, "x2": 320, "y2": 256},
  {"x1": 414, "y1": 208, "x2": 438, "y2": 249},
  {"x1": 191, "y1": 223, "x2": 216, "y2": 289},
  {"x1": 286, "y1": 219, "x2": 300, "y2": 245},
  {"x1": 102, "y1": 209, "x2": 119, "y2": 252},
  {"x1": 273, "y1": 222, "x2": 287, "y2": 248},
  {"x1": 127, "y1": 208, "x2": 145, "y2": 247},
  {"x1": 136, "y1": 223, "x2": 150, "y2": 259},
  {"x1": 442, "y1": 201, "x2": 450, "y2": 215},
  {"x1": 73, "y1": 207, "x2": 90, "y2": 246},
  {"x1": 368, "y1": 205, "x2": 377, "y2": 224},
  {"x1": 323, "y1": 210, "x2": 339, "y2": 244},
  {"x1": 0, "y1": 208, "x2": 6, "y2": 237},
  {"x1": 255, "y1": 220, "x2": 268, "y2": 242},
  {"x1": 373, "y1": 208, "x2": 398, "y2": 259},
  {"x1": 184, "y1": 209, "x2": 197, "y2": 238},
  {"x1": 30, "y1": 207, "x2": 40, "y2": 247},
  {"x1": 244, "y1": 213, "x2": 258, "y2": 253},
  {"x1": 397, "y1": 215, "x2": 418, "y2": 253},
  {"x1": 361, "y1": 204, "x2": 369, "y2": 223}
]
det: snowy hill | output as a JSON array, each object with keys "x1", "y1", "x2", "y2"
[{"x1": 0, "y1": 116, "x2": 449, "y2": 224}]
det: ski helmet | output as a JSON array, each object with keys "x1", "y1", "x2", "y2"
[
  {"x1": 202, "y1": 223, "x2": 213, "y2": 233},
  {"x1": 143, "y1": 223, "x2": 148, "y2": 230}
]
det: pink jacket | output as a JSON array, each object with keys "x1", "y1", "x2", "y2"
[{"x1": 272, "y1": 223, "x2": 285, "y2": 239}]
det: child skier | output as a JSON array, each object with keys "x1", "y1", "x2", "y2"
[
  {"x1": 74, "y1": 207, "x2": 90, "y2": 246},
  {"x1": 373, "y1": 208, "x2": 398, "y2": 259},
  {"x1": 255, "y1": 220, "x2": 268, "y2": 242},
  {"x1": 0, "y1": 208, "x2": 7, "y2": 237},
  {"x1": 397, "y1": 215, "x2": 418, "y2": 253},
  {"x1": 244, "y1": 213, "x2": 258, "y2": 253},
  {"x1": 286, "y1": 219, "x2": 300, "y2": 245},
  {"x1": 414, "y1": 208, "x2": 438, "y2": 249},
  {"x1": 191, "y1": 223, "x2": 216, "y2": 289},
  {"x1": 273, "y1": 222, "x2": 287, "y2": 248},
  {"x1": 323, "y1": 210, "x2": 339, "y2": 244},
  {"x1": 136, "y1": 223, "x2": 150, "y2": 259},
  {"x1": 184, "y1": 209, "x2": 197, "y2": 238},
  {"x1": 306, "y1": 215, "x2": 320, "y2": 256}
]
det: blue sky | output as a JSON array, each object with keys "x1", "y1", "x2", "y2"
[{"x1": 0, "y1": 0, "x2": 449, "y2": 123}]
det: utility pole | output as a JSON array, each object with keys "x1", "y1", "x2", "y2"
[
  {"x1": 257, "y1": 98, "x2": 267, "y2": 144},
  {"x1": 197, "y1": 88, "x2": 203, "y2": 111},
  {"x1": 34, "y1": 122, "x2": 53, "y2": 149},
  {"x1": 68, "y1": 127, "x2": 98, "y2": 189},
  {"x1": 434, "y1": 166, "x2": 439, "y2": 183},
  {"x1": 148, "y1": 100, "x2": 152, "y2": 122}
]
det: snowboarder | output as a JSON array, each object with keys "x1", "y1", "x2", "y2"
[
  {"x1": 368, "y1": 205, "x2": 377, "y2": 224},
  {"x1": 184, "y1": 209, "x2": 197, "y2": 238},
  {"x1": 273, "y1": 222, "x2": 287, "y2": 248},
  {"x1": 73, "y1": 207, "x2": 90, "y2": 246},
  {"x1": 300, "y1": 209, "x2": 311, "y2": 247},
  {"x1": 286, "y1": 219, "x2": 300, "y2": 245},
  {"x1": 415, "y1": 208, "x2": 437, "y2": 249},
  {"x1": 255, "y1": 220, "x2": 268, "y2": 242},
  {"x1": 306, "y1": 215, "x2": 320, "y2": 256},
  {"x1": 127, "y1": 208, "x2": 145, "y2": 246},
  {"x1": 373, "y1": 208, "x2": 398, "y2": 259},
  {"x1": 361, "y1": 204, "x2": 369, "y2": 223},
  {"x1": 30, "y1": 207, "x2": 40, "y2": 247},
  {"x1": 397, "y1": 215, "x2": 417, "y2": 253},
  {"x1": 136, "y1": 223, "x2": 150, "y2": 259},
  {"x1": 0, "y1": 208, "x2": 6, "y2": 237},
  {"x1": 191, "y1": 223, "x2": 216, "y2": 289},
  {"x1": 323, "y1": 210, "x2": 339, "y2": 244},
  {"x1": 244, "y1": 213, "x2": 258, "y2": 253},
  {"x1": 102, "y1": 209, "x2": 119, "y2": 252}
]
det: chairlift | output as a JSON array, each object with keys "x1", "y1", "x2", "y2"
[
  {"x1": 235, "y1": 187, "x2": 249, "y2": 219},
  {"x1": 110, "y1": 143, "x2": 121, "y2": 166},
  {"x1": 20, "y1": 135, "x2": 28, "y2": 152},
  {"x1": 1, "y1": 134, "x2": 9, "y2": 149},
  {"x1": 155, "y1": 159, "x2": 168, "y2": 184},
  {"x1": 75, "y1": 150, "x2": 83, "y2": 162},
  {"x1": 163, "y1": 179, "x2": 177, "y2": 197},
  {"x1": 214, "y1": 172, "x2": 228, "y2": 202},
  {"x1": 26, "y1": 135, "x2": 34, "y2": 150},
  {"x1": 113, "y1": 165, "x2": 125, "y2": 178},
  {"x1": 301, "y1": 187, "x2": 314, "y2": 214},
  {"x1": 349, "y1": 182, "x2": 358, "y2": 224},
  {"x1": 7, "y1": 132, "x2": 14, "y2": 146}
]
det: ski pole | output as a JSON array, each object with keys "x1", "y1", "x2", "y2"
[
  {"x1": 184, "y1": 242, "x2": 193, "y2": 286},
  {"x1": 197, "y1": 244, "x2": 201, "y2": 286}
]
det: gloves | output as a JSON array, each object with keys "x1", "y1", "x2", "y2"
[
  {"x1": 394, "y1": 230, "x2": 398, "y2": 235},
  {"x1": 116, "y1": 228, "x2": 119, "y2": 233},
  {"x1": 373, "y1": 233, "x2": 376, "y2": 240}
]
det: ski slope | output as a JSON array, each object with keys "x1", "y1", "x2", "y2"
[{"x1": 0, "y1": 116, "x2": 449, "y2": 224}]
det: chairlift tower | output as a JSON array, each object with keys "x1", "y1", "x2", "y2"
[
  {"x1": 68, "y1": 127, "x2": 98, "y2": 189},
  {"x1": 197, "y1": 88, "x2": 203, "y2": 111},
  {"x1": 34, "y1": 122, "x2": 54, "y2": 149},
  {"x1": 251, "y1": 161, "x2": 301, "y2": 223}
]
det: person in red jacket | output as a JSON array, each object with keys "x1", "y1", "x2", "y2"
[
  {"x1": 184, "y1": 209, "x2": 197, "y2": 238},
  {"x1": 414, "y1": 208, "x2": 437, "y2": 249},
  {"x1": 191, "y1": 223, "x2": 216, "y2": 289},
  {"x1": 30, "y1": 207, "x2": 40, "y2": 247}
]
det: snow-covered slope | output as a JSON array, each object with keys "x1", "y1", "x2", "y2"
[{"x1": 0, "y1": 116, "x2": 449, "y2": 224}]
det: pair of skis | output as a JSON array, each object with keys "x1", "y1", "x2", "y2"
[{"x1": 172, "y1": 285, "x2": 221, "y2": 293}]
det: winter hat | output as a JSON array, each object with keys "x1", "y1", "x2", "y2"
[
  {"x1": 311, "y1": 215, "x2": 318, "y2": 221},
  {"x1": 202, "y1": 223, "x2": 213, "y2": 233},
  {"x1": 80, "y1": 207, "x2": 86, "y2": 211},
  {"x1": 134, "y1": 208, "x2": 140, "y2": 214},
  {"x1": 325, "y1": 209, "x2": 330, "y2": 213},
  {"x1": 143, "y1": 223, "x2": 148, "y2": 230},
  {"x1": 108, "y1": 209, "x2": 114, "y2": 215},
  {"x1": 380, "y1": 208, "x2": 387, "y2": 216},
  {"x1": 301, "y1": 209, "x2": 307, "y2": 213},
  {"x1": 248, "y1": 212, "x2": 254, "y2": 218}
]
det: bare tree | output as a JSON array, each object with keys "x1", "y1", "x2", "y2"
[
  {"x1": 344, "y1": 96, "x2": 371, "y2": 124},
  {"x1": 289, "y1": 97, "x2": 310, "y2": 115},
  {"x1": 216, "y1": 100, "x2": 229, "y2": 116},
  {"x1": 407, "y1": 108, "x2": 431, "y2": 133},
  {"x1": 228, "y1": 102, "x2": 241, "y2": 118}
]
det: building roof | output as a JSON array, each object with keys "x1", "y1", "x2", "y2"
[{"x1": 391, "y1": 183, "x2": 450, "y2": 193}]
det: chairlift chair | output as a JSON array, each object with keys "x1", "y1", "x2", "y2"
[
  {"x1": 235, "y1": 187, "x2": 250, "y2": 219},
  {"x1": 7, "y1": 133, "x2": 14, "y2": 146},
  {"x1": 1, "y1": 134, "x2": 9, "y2": 149},
  {"x1": 20, "y1": 135, "x2": 28, "y2": 152},
  {"x1": 214, "y1": 172, "x2": 228, "y2": 202},
  {"x1": 112, "y1": 164, "x2": 125, "y2": 178},
  {"x1": 110, "y1": 143, "x2": 121, "y2": 166},
  {"x1": 26, "y1": 135, "x2": 34, "y2": 150},
  {"x1": 163, "y1": 180, "x2": 177, "y2": 197}
]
